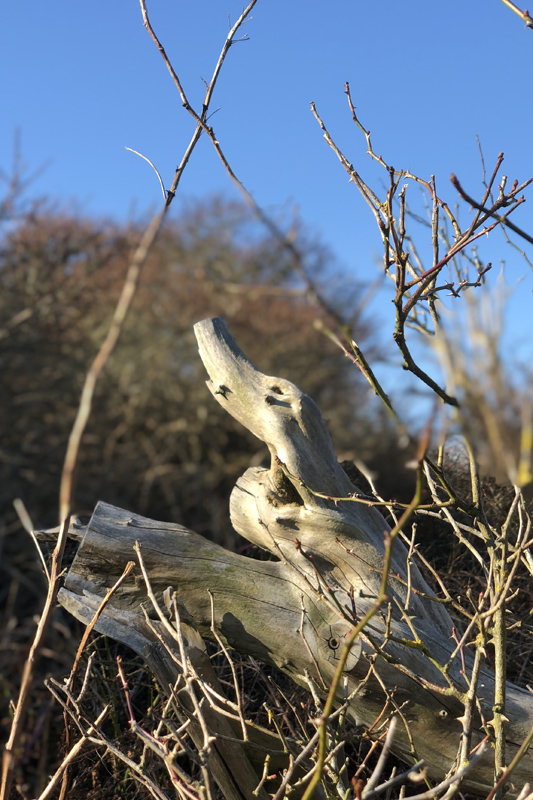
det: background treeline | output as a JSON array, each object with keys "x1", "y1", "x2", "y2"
[{"x1": 0, "y1": 195, "x2": 400, "y2": 545}]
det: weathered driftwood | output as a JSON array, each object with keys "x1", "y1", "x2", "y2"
[
  {"x1": 57, "y1": 317, "x2": 533, "y2": 795},
  {"x1": 59, "y1": 587, "x2": 308, "y2": 800}
]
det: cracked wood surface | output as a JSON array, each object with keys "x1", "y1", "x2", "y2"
[{"x1": 58, "y1": 317, "x2": 533, "y2": 794}]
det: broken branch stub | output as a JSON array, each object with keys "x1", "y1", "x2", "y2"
[{"x1": 57, "y1": 317, "x2": 533, "y2": 793}]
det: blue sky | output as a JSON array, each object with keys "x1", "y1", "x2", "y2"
[{"x1": 2, "y1": 1, "x2": 533, "y2": 407}]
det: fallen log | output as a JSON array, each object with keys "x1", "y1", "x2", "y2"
[{"x1": 56, "y1": 317, "x2": 533, "y2": 795}]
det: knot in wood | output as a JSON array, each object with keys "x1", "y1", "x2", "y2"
[{"x1": 320, "y1": 619, "x2": 361, "y2": 672}]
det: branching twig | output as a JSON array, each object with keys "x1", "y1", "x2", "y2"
[
  {"x1": 450, "y1": 172, "x2": 533, "y2": 246},
  {"x1": 0, "y1": 7, "x2": 257, "y2": 796},
  {"x1": 499, "y1": 0, "x2": 533, "y2": 29}
]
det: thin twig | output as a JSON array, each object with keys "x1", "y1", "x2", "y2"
[
  {"x1": 35, "y1": 705, "x2": 109, "y2": 800},
  {"x1": 499, "y1": 0, "x2": 533, "y2": 29},
  {"x1": 0, "y1": 515, "x2": 70, "y2": 800},
  {"x1": 125, "y1": 147, "x2": 166, "y2": 199},
  {"x1": 450, "y1": 173, "x2": 533, "y2": 246}
]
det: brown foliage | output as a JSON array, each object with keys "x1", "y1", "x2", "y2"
[{"x1": 0, "y1": 197, "x2": 384, "y2": 541}]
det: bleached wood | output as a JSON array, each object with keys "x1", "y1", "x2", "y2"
[{"x1": 57, "y1": 317, "x2": 533, "y2": 794}]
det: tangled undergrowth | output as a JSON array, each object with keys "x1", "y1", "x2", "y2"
[{"x1": 4, "y1": 460, "x2": 533, "y2": 800}]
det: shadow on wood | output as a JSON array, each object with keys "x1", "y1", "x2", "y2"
[{"x1": 56, "y1": 317, "x2": 533, "y2": 796}]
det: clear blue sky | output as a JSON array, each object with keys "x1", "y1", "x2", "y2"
[{"x1": 2, "y1": 1, "x2": 532, "y2": 403}]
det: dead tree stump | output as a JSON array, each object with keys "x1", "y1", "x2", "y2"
[{"x1": 57, "y1": 317, "x2": 533, "y2": 794}]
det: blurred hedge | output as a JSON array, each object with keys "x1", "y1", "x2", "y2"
[{"x1": 0, "y1": 196, "x2": 395, "y2": 547}]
